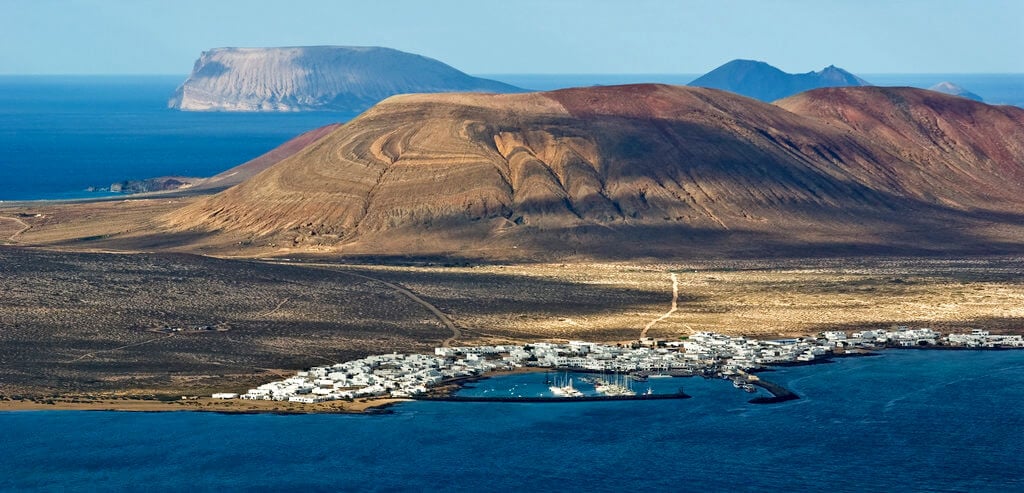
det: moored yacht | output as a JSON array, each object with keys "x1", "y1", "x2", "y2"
[{"x1": 549, "y1": 374, "x2": 583, "y2": 397}]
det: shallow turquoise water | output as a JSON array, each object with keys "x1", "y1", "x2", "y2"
[{"x1": 2, "y1": 350, "x2": 1022, "y2": 492}]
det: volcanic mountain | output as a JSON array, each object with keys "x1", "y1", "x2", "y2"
[
  {"x1": 161, "y1": 84, "x2": 1024, "y2": 259},
  {"x1": 689, "y1": 59, "x2": 870, "y2": 102},
  {"x1": 169, "y1": 46, "x2": 521, "y2": 112}
]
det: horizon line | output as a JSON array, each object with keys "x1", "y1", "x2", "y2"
[{"x1": 2, "y1": 72, "x2": 1024, "y2": 77}]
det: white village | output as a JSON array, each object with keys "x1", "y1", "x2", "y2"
[{"x1": 212, "y1": 327, "x2": 1024, "y2": 404}]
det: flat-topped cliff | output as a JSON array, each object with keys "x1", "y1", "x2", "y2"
[{"x1": 169, "y1": 46, "x2": 521, "y2": 112}]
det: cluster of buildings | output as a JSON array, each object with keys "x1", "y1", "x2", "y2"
[
  {"x1": 821, "y1": 326, "x2": 1024, "y2": 348},
  {"x1": 681, "y1": 332, "x2": 831, "y2": 373},
  {"x1": 219, "y1": 334, "x2": 834, "y2": 403},
  {"x1": 439, "y1": 342, "x2": 699, "y2": 373},
  {"x1": 821, "y1": 327, "x2": 940, "y2": 347},
  {"x1": 231, "y1": 352, "x2": 512, "y2": 403},
  {"x1": 216, "y1": 326, "x2": 1023, "y2": 404},
  {"x1": 945, "y1": 329, "x2": 1024, "y2": 348}
]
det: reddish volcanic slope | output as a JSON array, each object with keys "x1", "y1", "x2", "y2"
[
  {"x1": 160, "y1": 84, "x2": 1024, "y2": 258},
  {"x1": 777, "y1": 87, "x2": 1024, "y2": 211},
  {"x1": 192, "y1": 123, "x2": 344, "y2": 191}
]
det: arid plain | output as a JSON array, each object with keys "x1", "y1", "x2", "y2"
[{"x1": 3, "y1": 198, "x2": 1024, "y2": 405}]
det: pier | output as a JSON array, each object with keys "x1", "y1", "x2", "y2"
[{"x1": 747, "y1": 378, "x2": 799, "y2": 404}]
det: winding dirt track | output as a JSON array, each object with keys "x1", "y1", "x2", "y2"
[
  {"x1": 640, "y1": 273, "x2": 679, "y2": 339},
  {"x1": 0, "y1": 216, "x2": 31, "y2": 243},
  {"x1": 259, "y1": 297, "x2": 291, "y2": 318},
  {"x1": 262, "y1": 261, "x2": 462, "y2": 347},
  {"x1": 68, "y1": 333, "x2": 177, "y2": 363}
]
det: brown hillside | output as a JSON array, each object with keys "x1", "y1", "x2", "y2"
[
  {"x1": 777, "y1": 87, "x2": 1024, "y2": 210},
  {"x1": 159, "y1": 84, "x2": 1024, "y2": 258},
  {"x1": 191, "y1": 123, "x2": 343, "y2": 192}
]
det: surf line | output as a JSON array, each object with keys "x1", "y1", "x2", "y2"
[{"x1": 640, "y1": 273, "x2": 679, "y2": 339}]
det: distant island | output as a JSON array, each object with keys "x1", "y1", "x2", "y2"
[
  {"x1": 689, "y1": 59, "x2": 869, "y2": 101},
  {"x1": 929, "y1": 81, "x2": 984, "y2": 102},
  {"x1": 168, "y1": 46, "x2": 522, "y2": 112}
]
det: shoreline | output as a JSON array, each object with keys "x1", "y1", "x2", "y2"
[
  {"x1": 4, "y1": 348, "x2": 1019, "y2": 415},
  {"x1": 0, "y1": 396, "x2": 408, "y2": 415}
]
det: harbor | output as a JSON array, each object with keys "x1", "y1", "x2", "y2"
[
  {"x1": 413, "y1": 392, "x2": 691, "y2": 404},
  {"x1": 216, "y1": 327, "x2": 1024, "y2": 406}
]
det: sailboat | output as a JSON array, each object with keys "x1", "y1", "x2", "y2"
[
  {"x1": 595, "y1": 372, "x2": 636, "y2": 396},
  {"x1": 549, "y1": 373, "x2": 583, "y2": 397}
]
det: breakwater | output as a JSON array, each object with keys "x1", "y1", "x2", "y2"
[
  {"x1": 748, "y1": 379, "x2": 799, "y2": 404},
  {"x1": 413, "y1": 392, "x2": 691, "y2": 403}
]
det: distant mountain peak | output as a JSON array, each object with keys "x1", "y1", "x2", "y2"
[
  {"x1": 689, "y1": 59, "x2": 870, "y2": 102},
  {"x1": 929, "y1": 81, "x2": 984, "y2": 102},
  {"x1": 169, "y1": 45, "x2": 522, "y2": 112}
]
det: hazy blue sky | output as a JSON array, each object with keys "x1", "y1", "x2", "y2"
[{"x1": 2, "y1": 0, "x2": 1021, "y2": 75}]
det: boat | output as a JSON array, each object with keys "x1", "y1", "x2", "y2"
[
  {"x1": 548, "y1": 374, "x2": 583, "y2": 398},
  {"x1": 595, "y1": 372, "x2": 636, "y2": 396}
]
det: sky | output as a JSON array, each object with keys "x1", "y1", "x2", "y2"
[{"x1": 1, "y1": 0, "x2": 1022, "y2": 75}]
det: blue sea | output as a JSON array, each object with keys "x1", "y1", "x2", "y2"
[
  {"x1": 0, "y1": 76, "x2": 355, "y2": 201},
  {"x1": 2, "y1": 350, "x2": 1022, "y2": 492},
  {"x1": 2, "y1": 74, "x2": 1022, "y2": 202}
]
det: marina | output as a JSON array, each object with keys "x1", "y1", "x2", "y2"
[
  {"x1": 219, "y1": 327, "x2": 1024, "y2": 406},
  {"x1": 413, "y1": 392, "x2": 690, "y2": 403}
]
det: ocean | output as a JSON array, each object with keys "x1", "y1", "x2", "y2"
[
  {"x1": 2, "y1": 350, "x2": 1022, "y2": 492},
  {"x1": 0, "y1": 76, "x2": 355, "y2": 201},
  {"x1": 2, "y1": 74, "x2": 1022, "y2": 202}
]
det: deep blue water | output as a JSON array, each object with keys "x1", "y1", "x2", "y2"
[
  {"x1": 2, "y1": 350, "x2": 1022, "y2": 492},
  {"x1": 0, "y1": 76, "x2": 355, "y2": 201},
  {"x1": 1, "y1": 74, "x2": 1022, "y2": 201}
]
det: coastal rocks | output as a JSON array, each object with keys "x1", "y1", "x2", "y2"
[
  {"x1": 168, "y1": 46, "x2": 521, "y2": 112},
  {"x1": 97, "y1": 177, "x2": 200, "y2": 194}
]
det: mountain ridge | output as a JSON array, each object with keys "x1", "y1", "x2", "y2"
[{"x1": 689, "y1": 59, "x2": 870, "y2": 101}]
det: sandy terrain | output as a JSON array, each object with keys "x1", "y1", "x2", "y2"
[
  {"x1": 336, "y1": 258, "x2": 1024, "y2": 341},
  {"x1": 2, "y1": 225, "x2": 1023, "y2": 403}
]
